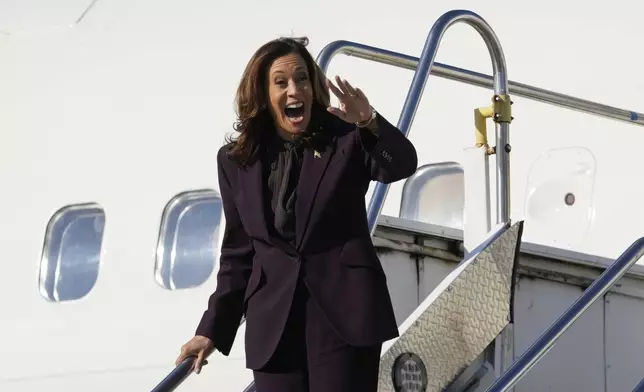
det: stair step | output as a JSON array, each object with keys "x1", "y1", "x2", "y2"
[{"x1": 378, "y1": 221, "x2": 524, "y2": 392}]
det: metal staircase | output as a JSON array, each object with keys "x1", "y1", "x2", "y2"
[
  {"x1": 153, "y1": 230, "x2": 644, "y2": 392},
  {"x1": 151, "y1": 9, "x2": 644, "y2": 392},
  {"x1": 378, "y1": 221, "x2": 523, "y2": 392},
  {"x1": 319, "y1": 10, "x2": 516, "y2": 392}
]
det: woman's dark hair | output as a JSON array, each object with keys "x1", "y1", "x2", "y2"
[{"x1": 226, "y1": 37, "x2": 330, "y2": 166}]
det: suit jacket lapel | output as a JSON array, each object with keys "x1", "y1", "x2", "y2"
[{"x1": 295, "y1": 133, "x2": 337, "y2": 250}]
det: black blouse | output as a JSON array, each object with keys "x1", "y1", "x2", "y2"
[{"x1": 263, "y1": 134, "x2": 306, "y2": 245}]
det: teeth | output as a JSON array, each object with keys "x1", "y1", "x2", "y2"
[{"x1": 286, "y1": 102, "x2": 303, "y2": 109}]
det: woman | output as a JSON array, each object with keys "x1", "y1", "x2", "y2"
[{"x1": 176, "y1": 37, "x2": 418, "y2": 391}]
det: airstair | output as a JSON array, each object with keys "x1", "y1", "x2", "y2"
[{"x1": 151, "y1": 9, "x2": 644, "y2": 392}]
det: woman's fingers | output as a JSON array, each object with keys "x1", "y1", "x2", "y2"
[
  {"x1": 194, "y1": 351, "x2": 211, "y2": 374},
  {"x1": 175, "y1": 345, "x2": 190, "y2": 366},
  {"x1": 327, "y1": 75, "x2": 370, "y2": 123},
  {"x1": 342, "y1": 78, "x2": 358, "y2": 97},
  {"x1": 355, "y1": 87, "x2": 366, "y2": 101},
  {"x1": 175, "y1": 354, "x2": 184, "y2": 367},
  {"x1": 326, "y1": 78, "x2": 344, "y2": 99},
  {"x1": 327, "y1": 106, "x2": 346, "y2": 120},
  {"x1": 335, "y1": 75, "x2": 350, "y2": 96}
]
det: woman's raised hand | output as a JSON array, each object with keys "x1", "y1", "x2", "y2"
[{"x1": 326, "y1": 75, "x2": 372, "y2": 124}]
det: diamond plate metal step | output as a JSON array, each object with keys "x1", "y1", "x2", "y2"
[{"x1": 378, "y1": 221, "x2": 524, "y2": 392}]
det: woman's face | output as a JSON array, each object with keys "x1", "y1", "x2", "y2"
[{"x1": 266, "y1": 53, "x2": 313, "y2": 136}]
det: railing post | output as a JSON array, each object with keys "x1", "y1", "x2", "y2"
[
  {"x1": 160, "y1": 11, "x2": 644, "y2": 392},
  {"x1": 318, "y1": 13, "x2": 514, "y2": 390},
  {"x1": 317, "y1": 9, "x2": 512, "y2": 235}
]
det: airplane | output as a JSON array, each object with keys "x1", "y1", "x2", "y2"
[{"x1": 2, "y1": 0, "x2": 644, "y2": 391}]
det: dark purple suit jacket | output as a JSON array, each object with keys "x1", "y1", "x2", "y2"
[{"x1": 195, "y1": 110, "x2": 418, "y2": 370}]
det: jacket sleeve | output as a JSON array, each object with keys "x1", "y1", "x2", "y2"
[
  {"x1": 195, "y1": 148, "x2": 255, "y2": 356},
  {"x1": 358, "y1": 111, "x2": 418, "y2": 184}
]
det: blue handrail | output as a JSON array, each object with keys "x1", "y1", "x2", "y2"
[
  {"x1": 633, "y1": 376, "x2": 644, "y2": 392},
  {"x1": 151, "y1": 356, "x2": 195, "y2": 392},
  {"x1": 155, "y1": 9, "x2": 512, "y2": 392},
  {"x1": 153, "y1": 8, "x2": 644, "y2": 392},
  {"x1": 318, "y1": 9, "x2": 511, "y2": 229},
  {"x1": 241, "y1": 9, "x2": 510, "y2": 392}
]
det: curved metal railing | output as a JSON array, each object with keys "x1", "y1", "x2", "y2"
[
  {"x1": 240, "y1": 9, "x2": 513, "y2": 392},
  {"x1": 319, "y1": 9, "x2": 512, "y2": 229},
  {"x1": 152, "y1": 236, "x2": 644, "y2": 392},
  {"x1": 315, "y1": 41, "x2": 644, "y2": 127},
  {"x1": 152, "y1": 7, "x2": 644, "y2": 391}
]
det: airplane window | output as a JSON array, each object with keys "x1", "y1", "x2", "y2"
[
  {"x1": 39, "y1": 203, "x2": 106, "y2": 302},
  {"x1": 399, "y1": 162, "x2": 464, "y2": 229},
  {"x1": 155, "y1": 189, "x2": 223, "y2": 290}
]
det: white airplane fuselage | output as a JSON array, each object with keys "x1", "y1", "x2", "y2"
[{"x1": 1, "y1": 0, "x2": 643, "y2": 390}]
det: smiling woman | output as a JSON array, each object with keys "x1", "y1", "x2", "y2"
[
  {"x1": 267, "y1": 53, "x2": 312, "y2": 132},
  {"x1": 175, "y1": 36, "x2": 418, "y2": 392},
  {"x1": 226, "y1": 37, "x2": 331, "y2": 165}
]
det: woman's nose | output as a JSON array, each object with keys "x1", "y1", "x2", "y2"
[{"x1": 287, "y1": 80, "x2": 299, "y2": 95}]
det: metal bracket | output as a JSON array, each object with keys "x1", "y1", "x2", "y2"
[
  {"x1": 474, "y1": 95, "x2": 513, "y2": 156},
  {"x1": 474, "y1": 105, "x2": 495, "y2": 155},
  {"x1": 493, "y1": 94, "x2": 513, "y2": 123}
]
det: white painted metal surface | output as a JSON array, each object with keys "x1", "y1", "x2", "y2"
[
  {"x1": 605, "y1": 294, "x2": 644, "y2": 391},
  {"x1": 2, "y1": 1, "x2": 644, "y2": 391},
  {"x1": 463, "y1": 146, "x2": 491, "y2": 253},
  {"x1": 374, "y1": 219, "x2": 644, "y2": 392},
  {"x1": 379, "y1": 221, "x2": 522, "y2": 391},
  {"x1": 512, "y1": 279, "x2": 605, "y2": 391}
]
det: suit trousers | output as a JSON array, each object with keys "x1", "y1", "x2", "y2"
[{"x1": 252, "y1": 280, "x2": 382, "y2": 392}]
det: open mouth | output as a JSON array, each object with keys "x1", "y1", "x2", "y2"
[{"x1": 284, "y1": 101, "x2": 306, "y2": 125}]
